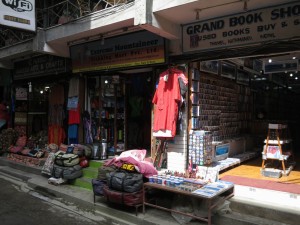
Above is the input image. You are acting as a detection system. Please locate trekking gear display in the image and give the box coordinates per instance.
[106,170,143,193]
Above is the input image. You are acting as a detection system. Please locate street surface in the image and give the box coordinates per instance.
[0,176,104,225]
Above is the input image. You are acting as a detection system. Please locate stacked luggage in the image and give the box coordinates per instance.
[51,151,83,180]
[92,164,144,209]
[42,144,93,185]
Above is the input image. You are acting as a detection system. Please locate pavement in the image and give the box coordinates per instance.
[1,156,300,225]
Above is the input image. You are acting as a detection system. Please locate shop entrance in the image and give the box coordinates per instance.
[123,71,153,150]
[192,50,300,190]
[88,69,155,155]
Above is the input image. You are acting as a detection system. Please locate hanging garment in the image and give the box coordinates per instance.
[82,111,93,144]
[49,84,65,105]
[152,68,182,137]
[49,104,65,126]
[68,124,78,144]
[68,77,80,97]
[48,125,66,146]
[68,105,80,125]
[67,96,79,110]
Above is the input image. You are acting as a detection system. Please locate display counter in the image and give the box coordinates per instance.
[143,181,234,225]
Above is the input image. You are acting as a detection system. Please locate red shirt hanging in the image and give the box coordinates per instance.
[152,68,182,138]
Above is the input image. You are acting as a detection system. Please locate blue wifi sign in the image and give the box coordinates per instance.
[2,0,33,12]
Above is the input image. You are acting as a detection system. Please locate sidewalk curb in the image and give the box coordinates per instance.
[0,159,165,225]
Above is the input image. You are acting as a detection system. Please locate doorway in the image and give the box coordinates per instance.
[124,71,153,151]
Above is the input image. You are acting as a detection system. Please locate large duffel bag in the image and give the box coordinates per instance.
[54,151,79,167]
[103,185,143,206]
[106,170,143,193]
[52,164,83,180]
[98,165,117,180]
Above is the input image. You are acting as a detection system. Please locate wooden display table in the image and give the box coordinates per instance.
[143,181,234,225]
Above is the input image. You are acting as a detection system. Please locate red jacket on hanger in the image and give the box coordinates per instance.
[152,68,182,137]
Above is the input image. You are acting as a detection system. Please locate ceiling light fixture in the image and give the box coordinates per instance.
[292,56,296,59]
[290,73,293,77]
[295,77,298,80]
[268,59,272,63]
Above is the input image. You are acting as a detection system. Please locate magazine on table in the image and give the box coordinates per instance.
[192,180,234,197]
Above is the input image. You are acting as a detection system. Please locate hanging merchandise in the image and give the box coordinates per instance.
[188,130,213,171]
[68,77,80,98]
[82,111,93,144]
[152,67,187,138]
[67,77,79,110]
[67,96,79,110]
[68,124,78,144]
[48,125,66,146]
[67,77,81,144]
[68,105,81,125]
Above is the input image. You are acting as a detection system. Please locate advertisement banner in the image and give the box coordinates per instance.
[0,0,36,31]
[182,1,300,53]
[14,55,69,80]
[70,31,166,73]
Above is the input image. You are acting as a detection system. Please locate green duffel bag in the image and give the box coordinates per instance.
[54,151,80,167]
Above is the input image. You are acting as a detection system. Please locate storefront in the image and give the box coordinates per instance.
[69,30,175,158]
[12,54,72,147]
[175,1,300,179]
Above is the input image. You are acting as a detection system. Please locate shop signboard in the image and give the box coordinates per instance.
[14,55,69,80]
[182,1,300,53]
[70,31,166,73]
[0,0,36,32]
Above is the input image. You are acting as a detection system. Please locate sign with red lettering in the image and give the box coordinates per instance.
[182,1,300,53]
[70,31,166,73]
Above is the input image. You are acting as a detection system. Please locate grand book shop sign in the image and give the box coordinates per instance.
[70,31,166,73]
[14,55,69,80]
[182,1,300,53]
